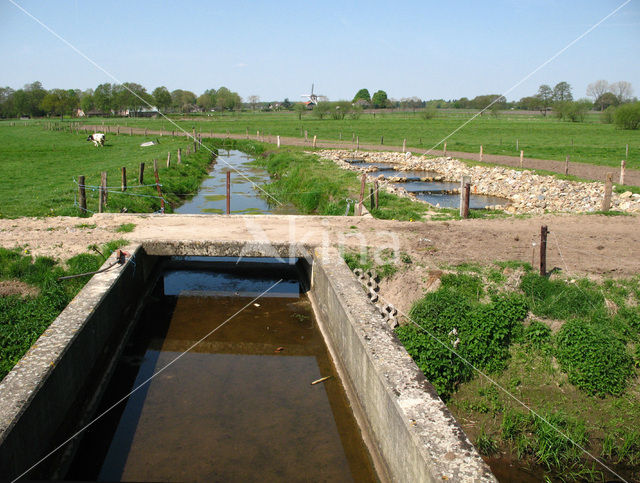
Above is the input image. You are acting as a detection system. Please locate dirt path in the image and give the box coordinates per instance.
[1,213,638,279]
[80,125,640,187]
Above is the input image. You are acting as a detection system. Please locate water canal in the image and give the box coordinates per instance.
[175,150,295,215]
[64,258,378,481]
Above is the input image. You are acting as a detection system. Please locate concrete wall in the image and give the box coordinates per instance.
[0,245,157,479]
[309,247,495,482]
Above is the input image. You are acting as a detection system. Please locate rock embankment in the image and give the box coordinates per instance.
[318,150,640,214]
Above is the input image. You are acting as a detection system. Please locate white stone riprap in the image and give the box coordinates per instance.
[317,150,640,215]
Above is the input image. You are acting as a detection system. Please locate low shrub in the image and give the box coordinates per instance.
[614,102,640,130]
[555,320,633,396]
[397,289,528,398]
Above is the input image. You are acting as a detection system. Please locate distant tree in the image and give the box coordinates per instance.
[330,101,351,120]
[282,98,292,110]
[610,81,633,104]
[349,103,363,120]
[40,89,79,120]
[518,96,543,111]
[215,86,241,111]
[93,83,113,113]
[116,82,153,114]
[79,89,94,113]
[171,89,197,112]
[452,97,471,109]
[353,88,371,103]
[535,84,553,115]
[555,99,592,122]
[371,90,388,108]
[594,92,619,111]
[152,86,172,112]
[470,94,506,111]
[197,89,217,111]
[313,101,331,119]
[293,102,306,120]
[586,80,609,109]
[248,95,260,111]
[614,102,640,130]
[0,87,16,118]
[552,81,573,103]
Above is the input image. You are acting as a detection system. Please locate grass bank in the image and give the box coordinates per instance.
[0,241,127,381]
[0,124,216,217]
[395,262,640,481]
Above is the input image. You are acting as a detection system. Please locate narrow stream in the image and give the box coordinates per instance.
[345,159,508,209]
[175,150,296,215]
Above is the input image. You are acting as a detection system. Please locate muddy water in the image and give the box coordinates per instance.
[175,150,296,215]
[65,260,378,482]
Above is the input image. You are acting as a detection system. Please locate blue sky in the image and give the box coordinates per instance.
[1,0,638,102]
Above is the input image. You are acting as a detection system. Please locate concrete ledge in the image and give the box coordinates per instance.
[0,245,156,478]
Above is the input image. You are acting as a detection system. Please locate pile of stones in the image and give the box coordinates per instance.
[317,150,640,215]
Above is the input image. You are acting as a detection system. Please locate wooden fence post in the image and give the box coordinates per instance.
[99,172,107,212]
[121,167,127,191]
[479,145,483,162]
[380,135,384,145]
[564,155,569,175]
[402,139,406,153]
[226,171,231,215]
[356,136,359,151]
[246,127,249,138]
[154,161,165,214]
[516,139,519,151]
[462,183,470,219]
[620,160,626,185]
[374,180,379,209]
[519,150,524,168]
[443,142,447,157]
[370,188,375,211]
[357,173,366,216]
[459,176,470,217]
[139,162,145,185]
[304,130,308,142]
[177,148,182,164]
[601,173,613,212]
[78,175,86,212]
[313,135,317,148]
[277,135,280,148]
[167,151,171,168]
[540,225,548,276]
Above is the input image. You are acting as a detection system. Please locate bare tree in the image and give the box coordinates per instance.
[610,81,633,103]
[586,80,609,102]
[248,95,260,111]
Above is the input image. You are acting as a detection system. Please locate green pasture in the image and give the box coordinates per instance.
[58,110,640,170]
[0,124,213,217]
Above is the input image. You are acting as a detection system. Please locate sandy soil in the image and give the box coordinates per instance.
[1,213,638,283]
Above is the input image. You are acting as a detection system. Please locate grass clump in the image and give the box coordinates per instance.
[115,223,136,233]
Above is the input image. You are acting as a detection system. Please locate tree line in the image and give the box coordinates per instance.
[0,81,242,119]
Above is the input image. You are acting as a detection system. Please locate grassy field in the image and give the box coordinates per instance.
[46,109,640,170]
[0,124,216,217]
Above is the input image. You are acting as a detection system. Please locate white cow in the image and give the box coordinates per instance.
[87,133,105,147]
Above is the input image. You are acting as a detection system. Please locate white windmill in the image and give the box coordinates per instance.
[301,83,326,107]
